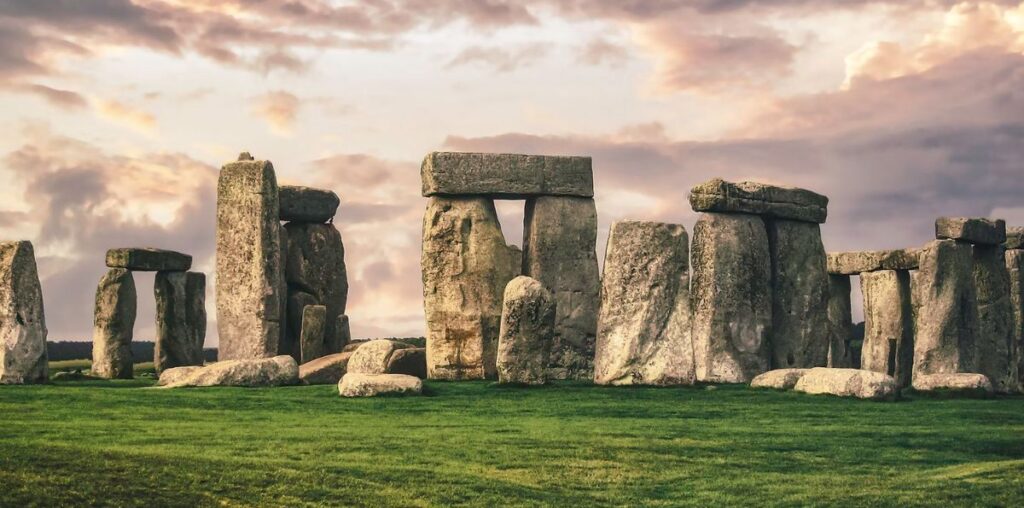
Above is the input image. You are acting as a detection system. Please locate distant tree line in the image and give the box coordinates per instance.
[47,341,218,362]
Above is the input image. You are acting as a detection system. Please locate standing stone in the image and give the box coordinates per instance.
[92,268,135,380]
[185,272,206,361]
[972,245,1016,392]
[154,271,203,373]
[216,157,282,360]
[860,270,914,388]
[422,197,517,380]
[508,245,523,277]
[287,290,318,361]
[300,305,327,364]
[0,241,48,384]
[1007,249,1024,391]
[278,227,290,358]
[496,276,556,385]
[336,314,351,351]
[767,220,830,370]
[913,240,979,379]
[284,222,348,354]
[826,275,853,368]
[594,221,695,386]
[691,213,772,383]
[523,196,600,380]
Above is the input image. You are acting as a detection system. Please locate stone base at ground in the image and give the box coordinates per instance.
[911,373,993,395]
[338,373,423,397]
[161,356,298,388]
[157,366,203,386]
[793,368,898,400]
[298,352,353,384]
[750,369,810,390]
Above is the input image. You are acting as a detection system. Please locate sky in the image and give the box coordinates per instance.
[1,0,1023,344]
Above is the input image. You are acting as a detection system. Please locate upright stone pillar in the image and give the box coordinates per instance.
[284,222,348,354]
[92,268,136,379]
[185,272,206,363]
[300,305,327,364]
[523,196,600,380]
[1007,244,1024,392]
[422,196,517,380]
[155,271,204,373]
[216,154,282,360]
[278,227,290,358]
[913,239,979,378]
[861,270,914,387]
[496,277,556,385]
[0,241,48,384]
[826,275,853,368]
[973,245,1016,392]
[767,220,829,369]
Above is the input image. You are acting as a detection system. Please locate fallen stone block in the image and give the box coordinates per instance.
[348,339,412,375]
[279,185,340,223]
[157,366,203,386]
[793,368,898,400]
[161,356,298,388]
[689,178,828,223]
[338,373,422,397]
[299,352,353,385]
[750,369,810,390]
[935,217,1006,245]
[92,268,136,380]
[105,247,192,272]
[911,373,993,395]
[496,276,555,385]
[386,348,427,378]
[421,151,593,198]
[0,241,48,384]
[826,249,920,275]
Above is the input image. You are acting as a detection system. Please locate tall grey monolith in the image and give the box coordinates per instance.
[0,241,48,384]
[767,219,830,369]
[496,276,556,385]
[1007,248,1024,391]
[861,270,914,387]
[92,268,136,379]
[973,245,1016,392]
[913,239,978,378]
[826,275,853,368]
[284,222,348,354]
[154,271,201,372]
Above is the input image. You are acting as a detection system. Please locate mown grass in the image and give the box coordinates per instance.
[0,379,1022,507]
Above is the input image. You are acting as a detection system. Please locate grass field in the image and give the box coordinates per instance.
[1,379,1022,507]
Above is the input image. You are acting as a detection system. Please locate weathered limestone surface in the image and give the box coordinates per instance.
[936,217,1006,245]
[106,247,192,272]
[422,197,517,380]
[1005,227,1024,250]
[157,366,202,386]
[387,348,427,378]
[913,240,979,378]
[496,276,556,385]
[278,227,290,358]
[0,241,48,384]
[299,352,353,385]
[216,158,282,360]
[508,245,523,278]
[691,213,772,383]
[299,305,326,364]
[750,369,809,390]
[523,196,600,379]
[285,222,348,354]
[338,373,422,397]
[287,290,317,359]
[336,314,351,350]
[594,221,695,386]
[348,339,412,375]
[1009,249,1024,391]
[793,368,898,400]
[912,373,993,394]
[768,220,830,370]
[826,249,920,275]
[421,152,594,198]
[860,270,914,388]
[162,356,298,388]
[185,272,207,359]
[689,178,828,224]
[972,245,1016,392]
[279,185,340,223]
[826,275,853,368]
[92,268,136,380]
[154,271,204,373]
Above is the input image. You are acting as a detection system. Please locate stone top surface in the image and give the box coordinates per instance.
[421,151,593,198]
[935,217,1006,245]
[826,249,920,275]
[279,185,340,223]
[106,248,192,272]
[1004,226,1023,250]
[688,178,828,223]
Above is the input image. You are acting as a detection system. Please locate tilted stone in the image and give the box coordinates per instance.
[0,241,48,384]
[338,373,422,397]
[793,368,897,400]
[92,268,136,380]
[285,222,349,354]
[523,196,600,380]
[422,197,517,380]
[912,240,979,379]
[1005,226,1024,250]
[1009,250,1024,392]
[750,369,809,390]
[826,275,853,368]
[768,219,830,370]
[286,290,317,360]
[154,271,204,373]
[691,213,772,383]
[348,339,412,375]
[689,178,828,224]
[161,356,298,388]
[105,247,192,272]
[972,245,1016,393]
[912,373,993,394]
[386,348,426,378]
[299,305,327,364]
[935,217,1006,245]
[299,352,353,385]
[279,185,340,223]
[496,276,556,385]
[216,158,282,360]
[860,270,914,388]
[594,221,695,386]
[421,151,594,198]
[826,249,920,275]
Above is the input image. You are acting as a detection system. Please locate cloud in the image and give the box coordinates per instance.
[446,43,550,72]
[5,83,88,109]
[251,91,301,135]
[578,36,630,66]
[95,99,158,133]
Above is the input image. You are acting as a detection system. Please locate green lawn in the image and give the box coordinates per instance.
[0,379,1022,507]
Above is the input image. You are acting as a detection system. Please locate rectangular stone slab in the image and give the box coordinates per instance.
[279,185,340,223]
[768,220,830,370]
[1005,226,1024,250]
[421,152,593,198]
[972,245,1016,393]
[826,249,920,275]
[1007,250,1024,391]
[689,178,828,224]
[92,268,136,379]
[826,275,853,368]
[860,270,914,388]
[935,217,1006,245]
[912,239,979,378]
[106,248,192,272]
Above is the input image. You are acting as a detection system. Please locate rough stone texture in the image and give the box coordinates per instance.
[154,271,204,373]
[750,369,809,390]
[972,245,1017,392]
[768,220,830,370]
[508,245,523,277]
[860,270,915,388]
[386,348,427,378]
[0,241,48,384]
[691,213,772,383]
[105,247,192,272]
[338,373,422,397]
[913,240,979,379]
[348,339,412,375]
[494,277,556,385]
[936,217,1006,245]
[793,368,898,400]
[826,249,920,275]
[826,275,853,368]
[421,151,594,198]
[287,290,317,360]
[299,305,327,364]
[284,222,348,354]
[689,178,828,224]
[523,196,600,380]
[157,366,202,386]
[912,373,993,394]
[216,158,282,360]
[422,197,517,380]
[1009,249,1024,392]
[336,314,351,351]
[278,227,290,358]
[594,221,695,386]
[162,356,298,388]
[279,185,340,223]
[299,352,353,385]
[91,268,136,380]
[1005,227,1024,250]
[185,272,207,358]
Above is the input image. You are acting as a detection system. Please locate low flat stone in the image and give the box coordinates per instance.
[386,348,427,378]
[299,352,353,385]
[106,248,192,271]
[826,249,920,275]
[935,217,1006,245]
[421,151,594,198]
[161,356,298,388]
[911,373,993,394]
[1005,226,1024,250]
[348,339,412,375]
[338,373,422,397]
[157,366,203,386]
[750,369,809,390]
[793,368,898,400]
[689,178,828,223]
[51,371,104,382]
[279,185,340,223]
